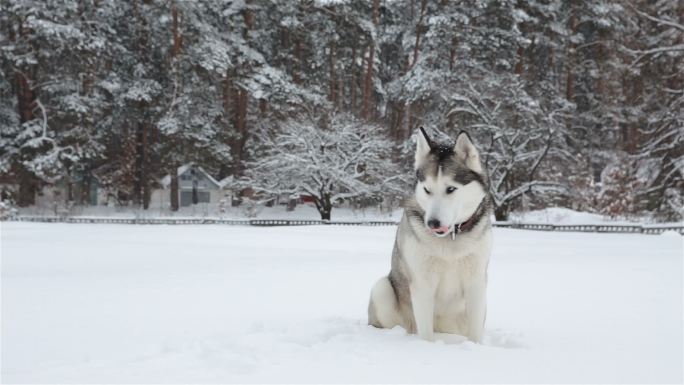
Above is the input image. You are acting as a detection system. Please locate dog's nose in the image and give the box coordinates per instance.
[427,219,441,229]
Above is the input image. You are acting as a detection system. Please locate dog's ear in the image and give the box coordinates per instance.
[415,127,432,169]
[454,131,482,173]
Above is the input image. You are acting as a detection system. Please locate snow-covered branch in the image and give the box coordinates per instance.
[629,5,684,33]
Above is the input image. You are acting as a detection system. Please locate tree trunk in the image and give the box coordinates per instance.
[293,38,302,84]
[220,75,233,180]
[319,206,332,221]
[131,0,151,210]
[411,0,428,68]
[514,46,524,75]
[242,4,254,37]
[16,73,35,123]
[170,167,179,211]
[362,0,380,120]
[143,179,151,209]
[232,87,249,175]
[228,5,254,176]
[362,42,374,120]
[14,17,39,207]
[314,194,333,221]
[400,0,427,137]
[318,198,332,220]
[15,17,36,124]
[15,70,38,207]
[169,3,182,107]
[405,101,411,139]
[565,6,578,102]
[494,203,509,221]
[134,119,150,209]
[329,40,337,106]
[81,169,93,205]
[350,45,357,112]
[372,0,379,23]
[449,36,457,71]
[171,5,182,57]
[16,166,37,207]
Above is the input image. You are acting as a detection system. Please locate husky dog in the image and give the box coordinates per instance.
[368,127,493,342]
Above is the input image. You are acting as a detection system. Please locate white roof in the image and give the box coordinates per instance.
[160,164,222,188]
[218,175,235,189]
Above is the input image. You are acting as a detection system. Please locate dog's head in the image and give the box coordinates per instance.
[414,128,488,237]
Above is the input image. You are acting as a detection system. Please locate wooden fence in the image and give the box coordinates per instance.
[5,216,683,235]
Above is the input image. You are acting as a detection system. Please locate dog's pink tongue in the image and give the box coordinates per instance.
[430,226,449,234]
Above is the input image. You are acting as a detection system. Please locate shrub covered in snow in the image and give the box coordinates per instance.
[245,114,406,220]
[0,199,17,220]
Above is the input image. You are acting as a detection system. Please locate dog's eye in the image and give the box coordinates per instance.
[423,187,431,195]
[446,186,457,194]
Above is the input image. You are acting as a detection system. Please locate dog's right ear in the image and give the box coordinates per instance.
[415,127,432,169]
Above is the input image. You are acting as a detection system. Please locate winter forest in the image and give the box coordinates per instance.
[0,0,682,221]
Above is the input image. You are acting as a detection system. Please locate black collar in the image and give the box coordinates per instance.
[451,198,487,239]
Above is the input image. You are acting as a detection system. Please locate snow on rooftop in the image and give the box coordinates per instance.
[159,163,222,189]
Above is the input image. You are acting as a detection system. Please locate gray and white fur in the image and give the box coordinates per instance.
[368,128,493,342]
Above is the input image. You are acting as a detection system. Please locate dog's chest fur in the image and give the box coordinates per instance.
[401,222,491,274]
[400,223,492,316]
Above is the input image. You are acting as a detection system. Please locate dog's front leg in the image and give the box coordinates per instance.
[464,282,487,343]
[410,280,437,341]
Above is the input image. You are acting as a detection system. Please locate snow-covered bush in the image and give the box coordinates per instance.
[0,199,17,220]
[241,197,263,219]
[245,114,406,220]
[597,160,643,219]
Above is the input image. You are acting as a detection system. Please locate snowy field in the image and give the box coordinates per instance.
[1,222,682,383]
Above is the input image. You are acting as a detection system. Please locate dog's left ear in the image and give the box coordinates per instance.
[454,131,483,173]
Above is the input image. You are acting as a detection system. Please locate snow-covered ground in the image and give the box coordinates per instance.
[1,223,682,383]
[507,207,680,225]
